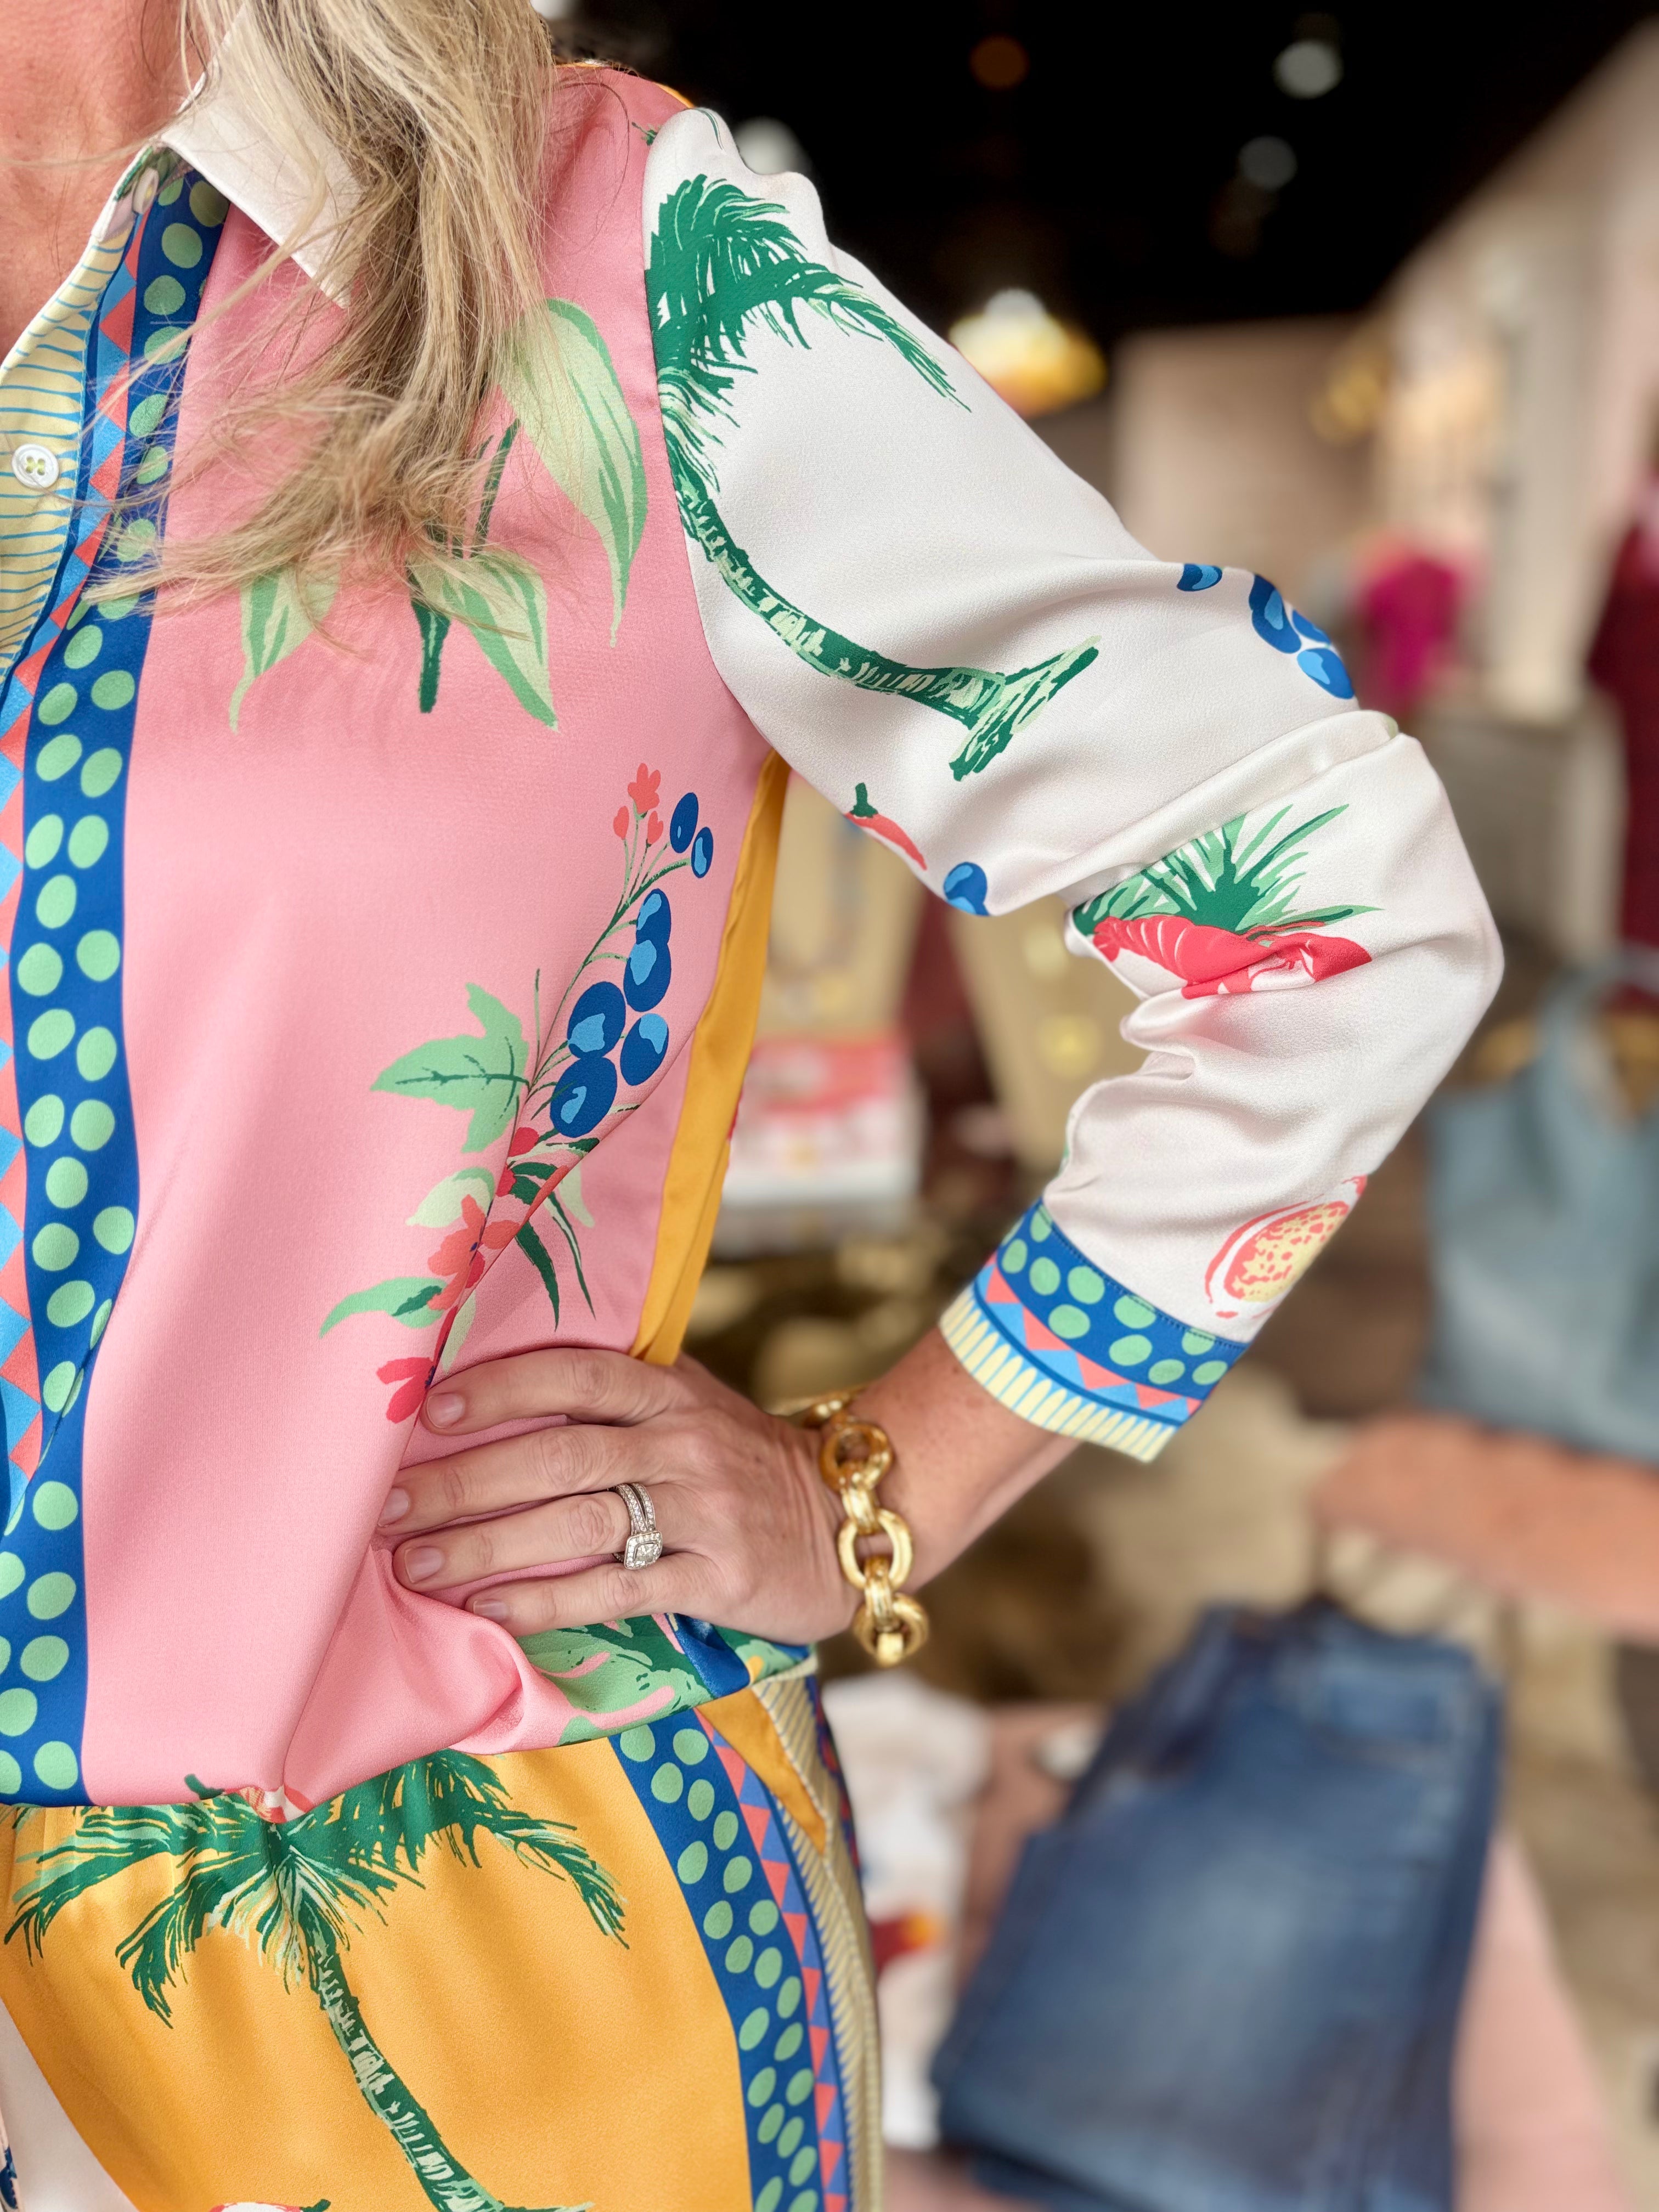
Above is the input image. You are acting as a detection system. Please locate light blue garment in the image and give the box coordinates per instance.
[933,1604,1500,2212]
[1419,951,1659,1461]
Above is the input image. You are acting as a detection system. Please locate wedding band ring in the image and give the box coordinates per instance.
[614,1481,662,1571]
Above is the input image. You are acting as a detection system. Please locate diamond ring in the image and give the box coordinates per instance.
[613,1481,663,1571]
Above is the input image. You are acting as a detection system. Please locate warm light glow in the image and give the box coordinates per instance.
[949,289,1107,419]
[733,116,809,177]
[1311,330,1391,443]
[1274,38,1342,98]
[970,34,1030,91]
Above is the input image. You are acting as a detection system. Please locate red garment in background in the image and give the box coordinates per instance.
[1357,552,1462,720]
[1588,500,1659,949]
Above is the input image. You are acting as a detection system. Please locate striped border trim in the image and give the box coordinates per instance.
[940,1288,1181,1462]
[755,1677,881,2212]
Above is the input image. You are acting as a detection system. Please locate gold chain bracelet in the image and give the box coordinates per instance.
[798,1395,928,1667]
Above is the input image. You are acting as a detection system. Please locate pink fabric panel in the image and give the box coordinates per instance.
[77,77,769,1804]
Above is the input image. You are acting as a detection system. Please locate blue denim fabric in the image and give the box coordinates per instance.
[932,1603,1502,2212]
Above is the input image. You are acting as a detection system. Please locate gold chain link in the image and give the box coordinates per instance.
[798,1394,929,1667]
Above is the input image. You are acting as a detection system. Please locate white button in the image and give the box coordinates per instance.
[131,167,159,216]
[11,444,60,492]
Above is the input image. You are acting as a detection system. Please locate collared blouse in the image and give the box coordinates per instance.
[0,68,1498,1811]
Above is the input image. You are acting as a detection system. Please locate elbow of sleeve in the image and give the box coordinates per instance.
[1442,879,1504,1049]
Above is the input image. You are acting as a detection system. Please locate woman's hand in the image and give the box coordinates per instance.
[379,1347,856,1645]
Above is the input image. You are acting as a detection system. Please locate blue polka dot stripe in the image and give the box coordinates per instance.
[940,1200,1246,1461]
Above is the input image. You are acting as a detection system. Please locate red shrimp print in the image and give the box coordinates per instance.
[1089,913,1372,998]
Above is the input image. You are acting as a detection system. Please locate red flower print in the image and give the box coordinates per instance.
[426,1195,515,1312]
[646,811,664,846]
[377,1356,432,1425]
[628,764,661,815]
[497,1121,543,1195]
[613,805,629,839]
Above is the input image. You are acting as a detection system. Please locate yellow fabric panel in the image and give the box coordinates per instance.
[632,749,789,1365]
[0,229,127,672]
[0,1742,750,2211]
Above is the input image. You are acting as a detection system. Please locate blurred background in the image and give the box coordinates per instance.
[571,4,1659,2203]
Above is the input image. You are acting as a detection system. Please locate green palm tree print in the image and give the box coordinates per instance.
[647,174,1099,780]
[5,1754,624,2211]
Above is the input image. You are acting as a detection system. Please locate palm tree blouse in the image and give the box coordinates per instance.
[0,68,1497,1812]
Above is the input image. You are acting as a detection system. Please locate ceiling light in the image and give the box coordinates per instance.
[733,117,809,177]
[1274,38,1342,98]
[970,35,1030,91]
[948,290,1107,420]
[1239,136,1297,190]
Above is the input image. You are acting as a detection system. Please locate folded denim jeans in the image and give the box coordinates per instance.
[933,1601,1502,2212]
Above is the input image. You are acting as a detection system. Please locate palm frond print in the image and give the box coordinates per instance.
[1080,804,1374,939]
[647,169,1099,780]
[650,176,957,499]
[5,1755,622,2209]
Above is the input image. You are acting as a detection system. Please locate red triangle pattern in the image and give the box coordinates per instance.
[98,285,135,358]
[819,2140,843,2186]
[814,2082,836,2131]
[1021,1311,1070,1356]
[982,1262,1017,1306]
[764,1858,789,1906]
[741,1801,770,1850]
[809,2024,828,2072]
[10,1420,38,1481]
[1076,1351,1128,1391]
[1,1293,38,1401]
[783,1910,808,1957]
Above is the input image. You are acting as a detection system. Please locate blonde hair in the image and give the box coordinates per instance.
[156,0,561,597]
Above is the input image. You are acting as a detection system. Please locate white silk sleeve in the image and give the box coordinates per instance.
[642,107,1500,1458]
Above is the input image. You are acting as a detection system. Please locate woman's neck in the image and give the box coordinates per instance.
[1,1,188,355]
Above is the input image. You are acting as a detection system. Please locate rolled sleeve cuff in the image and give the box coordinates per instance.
[939,1200,1248,1462]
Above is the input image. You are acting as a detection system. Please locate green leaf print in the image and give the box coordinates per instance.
[407,1169,499,1228]
[646,174,1099,777]
[408,551,557,729]
[514,1220,561,1326]
[501,298,648,644]
[517,1617,707,1734]
[1071,803,1375,939]
[371,985,528,1151]
[319,1277,443,1336]
[229,567,338,731]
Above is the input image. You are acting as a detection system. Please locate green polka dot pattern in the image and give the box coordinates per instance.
[614,1717,849,2210]
[940,1200,1247,1462]
[0,158,223,1802]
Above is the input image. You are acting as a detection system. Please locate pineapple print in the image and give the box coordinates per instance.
[1073,802,1375,998]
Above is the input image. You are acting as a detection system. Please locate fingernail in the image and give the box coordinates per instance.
[378,1488,410,1527]
[425,1393,465,1429]
[402,1546,444,1584]
[471,1598,510,1621]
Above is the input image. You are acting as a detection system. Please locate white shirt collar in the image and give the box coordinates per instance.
[157,44,357,301]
